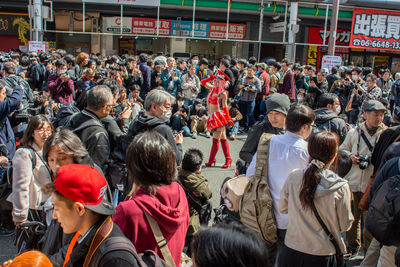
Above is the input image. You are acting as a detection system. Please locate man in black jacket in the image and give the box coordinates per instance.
[48,164,139,267]
[120,89,183,165]
[32,52,49,92]
[314,93,348,143]
[239,93,289,166]
[67,85,113,173]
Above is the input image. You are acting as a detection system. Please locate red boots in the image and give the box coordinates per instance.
[220,139,232,168]
[205,138,219,167]
[205,138,232,168]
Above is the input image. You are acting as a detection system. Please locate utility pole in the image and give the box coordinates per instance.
[328,0,340,55]
[33,0,43,41]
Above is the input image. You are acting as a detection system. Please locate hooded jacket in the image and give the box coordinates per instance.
[3,75,35,108]
[120,113,182,164]
[314,108,348,143]
[67,109,110,172]
[113,182,189,267]
[280,168,354,256]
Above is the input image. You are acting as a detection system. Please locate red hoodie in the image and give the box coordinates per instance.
[113,182,189,266]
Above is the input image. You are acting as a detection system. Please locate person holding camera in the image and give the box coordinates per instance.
[47,59,74,105]
[340,100,387,257]
[181,64,200,106]
[238,65,261,131]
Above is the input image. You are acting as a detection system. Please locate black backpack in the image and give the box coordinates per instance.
[0,147,36,201]
[366,173,400,246]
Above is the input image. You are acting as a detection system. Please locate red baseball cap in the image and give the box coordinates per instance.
[54,164,115,215]
[217,69,231,81]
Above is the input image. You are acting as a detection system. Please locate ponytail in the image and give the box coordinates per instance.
[299,164,322,210]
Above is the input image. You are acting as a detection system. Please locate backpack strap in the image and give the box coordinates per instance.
[143,210,176,267]
[254,133,275,182]
[90,236,142,267]
[83,217,114,267]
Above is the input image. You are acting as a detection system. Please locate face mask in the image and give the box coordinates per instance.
[297,97,303,102]
[160,109,172,122]
[335,105,341,115]
[192,60,199,66]
[352,75,358,82]
[227,105,231,110]
[177,101,184,106]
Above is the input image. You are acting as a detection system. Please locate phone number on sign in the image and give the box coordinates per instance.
[352,39,400,50]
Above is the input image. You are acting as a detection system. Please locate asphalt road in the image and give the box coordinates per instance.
[0,132,364,265]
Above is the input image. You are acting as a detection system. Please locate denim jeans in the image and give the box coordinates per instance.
[239,100,256,129]
[171,114,191,136]
[227,121,239,136]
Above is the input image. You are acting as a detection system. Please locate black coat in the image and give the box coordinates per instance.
[65,217,140,267]
[67,109,110,172]
[239,118,285,164]
[32,63,47,91]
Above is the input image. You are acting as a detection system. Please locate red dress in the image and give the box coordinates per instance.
[206,87,234,131]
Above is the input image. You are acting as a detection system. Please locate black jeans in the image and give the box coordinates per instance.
[266,229,287,267]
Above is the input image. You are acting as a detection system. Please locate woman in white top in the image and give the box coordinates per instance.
[279,131,354,267]
[8,115,53,226]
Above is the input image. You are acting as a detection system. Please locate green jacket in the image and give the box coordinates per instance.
[178,169,212,236]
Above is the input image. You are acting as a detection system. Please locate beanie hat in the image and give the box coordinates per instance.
[266,93,290,116]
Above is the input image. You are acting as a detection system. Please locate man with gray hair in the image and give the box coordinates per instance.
[67,85,114,172]
[120,89,183,164]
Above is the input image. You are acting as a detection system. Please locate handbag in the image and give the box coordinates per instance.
[311,202,346,267]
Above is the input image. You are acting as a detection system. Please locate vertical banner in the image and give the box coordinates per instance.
[350,8,400,51]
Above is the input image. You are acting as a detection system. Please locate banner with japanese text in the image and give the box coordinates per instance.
[208,23,246,40]
[131,18,171,36]
[350,8,400,51]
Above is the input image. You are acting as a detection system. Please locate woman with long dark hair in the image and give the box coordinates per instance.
[278,131,354,267]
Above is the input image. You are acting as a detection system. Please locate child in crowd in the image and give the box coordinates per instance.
[178,148,212,254]
[226,98,242,140]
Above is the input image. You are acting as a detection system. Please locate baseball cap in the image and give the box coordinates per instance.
[54,164,115,216]
[363,100,386,112]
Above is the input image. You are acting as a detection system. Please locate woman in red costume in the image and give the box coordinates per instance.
[201,70,234,168]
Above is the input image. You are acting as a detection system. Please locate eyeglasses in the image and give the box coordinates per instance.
[35,127,52,134]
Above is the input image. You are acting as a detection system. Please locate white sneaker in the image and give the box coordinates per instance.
[192,132,197,139]
[205,131,211,138]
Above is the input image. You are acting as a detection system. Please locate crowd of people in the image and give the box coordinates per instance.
[0,48,399,267]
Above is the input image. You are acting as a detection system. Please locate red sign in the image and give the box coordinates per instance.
[350,8,400,51]
[208,22,246,40]
[132,18,171,36]
[307,27,350,70]
[308,27,350,53]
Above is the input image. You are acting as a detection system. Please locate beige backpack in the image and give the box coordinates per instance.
[221,175,249,212]
[239,133,277,244]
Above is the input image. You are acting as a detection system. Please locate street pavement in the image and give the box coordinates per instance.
[0,131,364,265]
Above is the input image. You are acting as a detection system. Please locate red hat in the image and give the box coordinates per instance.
[54,164,115,215]
[216,69,231,81]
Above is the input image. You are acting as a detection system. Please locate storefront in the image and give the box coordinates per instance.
[306,27,350,70]
[0,12,30,52]
[102,16,246,59]
[349,8,400,74]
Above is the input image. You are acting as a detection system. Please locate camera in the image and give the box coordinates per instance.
[358,155,370,170]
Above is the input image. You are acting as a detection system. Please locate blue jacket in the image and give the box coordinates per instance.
[0,86,23,160]
[161,68,181,96]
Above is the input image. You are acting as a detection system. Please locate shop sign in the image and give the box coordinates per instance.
[171,20,209,38]
[308,27,350,53]
[306,45,318,66]
[321,55,342,72]
[132,18,171,36]
[208,22,246,40]
[103,17,132,33]
[29,41,46,53]
[350,8,400,51]
[0,13,30,45]
[83,0,160,7]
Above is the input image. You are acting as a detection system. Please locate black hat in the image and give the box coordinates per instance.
[363,100,386,112]
[266,93,290,116]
